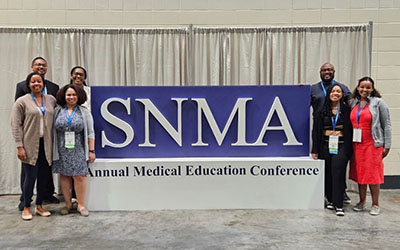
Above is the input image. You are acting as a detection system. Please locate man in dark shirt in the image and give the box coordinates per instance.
[311,62,352,116]
[15,57,59,100]
[15,57,60,211]
[310,62,352,205]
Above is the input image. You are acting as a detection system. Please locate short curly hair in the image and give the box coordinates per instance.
[56,84,87,106]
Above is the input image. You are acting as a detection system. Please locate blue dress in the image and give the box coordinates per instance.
[52,107,88,176]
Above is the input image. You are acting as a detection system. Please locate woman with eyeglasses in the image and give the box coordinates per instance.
[67,66,91,209]
[70,66,91,110]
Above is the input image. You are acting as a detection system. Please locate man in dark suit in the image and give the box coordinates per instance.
[15,57,60,211]
[15,57,59,99]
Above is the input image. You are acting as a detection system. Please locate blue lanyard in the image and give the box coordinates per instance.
[320,80,336,96]
[30,93,45,116]
[331,103,340,131]
[65,106,78,127]
[42,86,47,95]
[356,100,368,125]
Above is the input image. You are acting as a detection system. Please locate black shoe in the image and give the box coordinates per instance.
[43,195,60,204]
[343,192,351,205]
[325,202,334,210]
[335,207,345,216]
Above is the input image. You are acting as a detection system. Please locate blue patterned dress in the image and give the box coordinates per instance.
[52,107,88,176]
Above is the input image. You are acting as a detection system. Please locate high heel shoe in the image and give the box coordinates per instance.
[35,207,51,217]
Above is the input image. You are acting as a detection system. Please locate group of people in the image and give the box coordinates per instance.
[10,58,391,220]
[311,62,391,216]
[11,57,95,220]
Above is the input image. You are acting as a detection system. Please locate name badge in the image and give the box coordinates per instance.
[353,128,362,142]
[65,131,75,149]
[329,135,339,155]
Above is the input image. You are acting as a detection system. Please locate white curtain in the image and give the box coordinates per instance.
[192,25,370,86]
[0,24,370,194]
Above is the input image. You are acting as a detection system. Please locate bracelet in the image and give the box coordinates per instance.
[89,150,95,153]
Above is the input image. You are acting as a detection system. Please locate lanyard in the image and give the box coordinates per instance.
[356,100,368,125]
[320,80,336,96]
[331,103,340,131]
[65,106,78,127]
[42,85,47,95]
[30,93,45,116]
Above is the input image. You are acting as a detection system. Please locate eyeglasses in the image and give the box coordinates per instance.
[33,63,47,67]
[72,72,85,77]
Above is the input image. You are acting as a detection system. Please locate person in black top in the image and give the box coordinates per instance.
[15,57,60,211]
[310,62,352,116]
[310,62,352,205]
[15,57,59,100]
[311,84,353,216]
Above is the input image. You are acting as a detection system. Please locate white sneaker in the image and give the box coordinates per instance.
[335,207,345,216]
[326,202,334,210]
[343,192,351,205]
[369,205,380,216]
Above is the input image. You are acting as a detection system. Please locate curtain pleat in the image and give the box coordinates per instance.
[0,24,370,194]
[192,25,370,86]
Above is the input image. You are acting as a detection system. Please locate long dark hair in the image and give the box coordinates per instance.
[351,76,381,99]
[321,83,349,117]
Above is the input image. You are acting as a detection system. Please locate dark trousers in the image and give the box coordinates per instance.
[321,143,349,208]
[21,138,51,207]
[20,142,55,203]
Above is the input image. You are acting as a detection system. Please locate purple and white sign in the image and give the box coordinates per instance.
[91,85,310,158]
